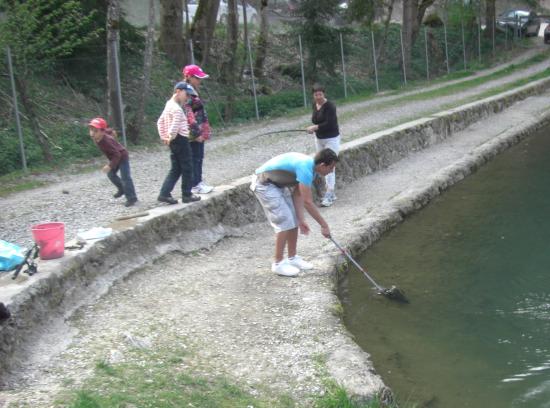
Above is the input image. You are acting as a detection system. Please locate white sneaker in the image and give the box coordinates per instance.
[321,194,334,207]
[287,255,314,270]
[192,182,214,194]
[272,261,300,277]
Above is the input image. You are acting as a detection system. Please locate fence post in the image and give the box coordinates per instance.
[424,27,429,80]
[298,34,307,108]
[478,17,482,63]
[6,46,27,172]
[461,19,467,70]
[339,32,348,98]
[400,29,407,85]
[492,15,497,58]
[371,31,379,93]
[444,22,450,74]
[505,23,508,49]
[246,36,260,120]
[113,41,127,147]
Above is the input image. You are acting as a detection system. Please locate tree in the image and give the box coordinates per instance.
[107,0,124,135]
[221,0,239,119]
[485,0,495,39]
[348,0,395,63]
[191,0,221,66]
[402,0,436,74]
[159,0,185,67]
[127,0,155,143]
[297,0,342,83]
[254,0,269,80]
[0,0,99,162]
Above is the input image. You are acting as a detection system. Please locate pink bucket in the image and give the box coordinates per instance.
[31,222,65,260]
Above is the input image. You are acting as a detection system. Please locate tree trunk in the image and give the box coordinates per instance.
[254,0,269,80]
[376,0,395,64]
[485,0,495,39]
[128,0,155,144]
[14,75,53,162]
[159,0,185,67]
[107,0,123,133]
[221,0,239,120]
[240,0,250,78]
[191,0,220,66]
[402,0,435,75]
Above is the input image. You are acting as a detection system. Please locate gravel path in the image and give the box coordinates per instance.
[1,47,549,249]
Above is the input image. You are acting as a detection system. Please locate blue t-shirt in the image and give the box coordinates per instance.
[255,152,315,187]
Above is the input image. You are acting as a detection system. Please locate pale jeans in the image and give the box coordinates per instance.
[314,135,340,193]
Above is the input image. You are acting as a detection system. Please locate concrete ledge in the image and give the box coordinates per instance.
[1,77,550,390]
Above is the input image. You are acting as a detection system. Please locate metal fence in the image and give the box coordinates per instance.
[1,17,536,174]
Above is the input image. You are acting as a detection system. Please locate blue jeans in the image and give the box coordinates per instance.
[160,135,194,197]
[190,140,204,187]
[107,157,137,201]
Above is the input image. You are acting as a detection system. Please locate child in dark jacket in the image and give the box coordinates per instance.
[88,117,138,207]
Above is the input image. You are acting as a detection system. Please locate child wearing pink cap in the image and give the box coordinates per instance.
[183,64,214,195]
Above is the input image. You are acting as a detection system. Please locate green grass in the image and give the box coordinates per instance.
[57,346,291,408]
[56,343,409,408]
[337,52,550,125]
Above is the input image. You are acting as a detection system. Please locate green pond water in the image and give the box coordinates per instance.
[341,126,550,408]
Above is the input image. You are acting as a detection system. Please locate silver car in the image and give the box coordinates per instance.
[496,9,540,37]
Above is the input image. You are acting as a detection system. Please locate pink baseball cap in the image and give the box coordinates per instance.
[88,117,108,129]
[183,64,209,79]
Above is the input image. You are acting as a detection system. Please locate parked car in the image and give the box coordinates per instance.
[496,9,540,37]
[184,0,259,26]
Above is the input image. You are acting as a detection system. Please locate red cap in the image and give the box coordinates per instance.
[88,117,107,129]
[183,64,209,79]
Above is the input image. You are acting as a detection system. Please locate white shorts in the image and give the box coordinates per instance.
[251,175,297,233]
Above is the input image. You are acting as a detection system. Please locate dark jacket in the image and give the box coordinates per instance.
[312,100,339,139]
[96,132,129,169]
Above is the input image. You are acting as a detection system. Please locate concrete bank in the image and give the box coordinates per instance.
[1,80,550,400]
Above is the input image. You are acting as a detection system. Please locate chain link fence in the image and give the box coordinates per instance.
[0,16,538,175]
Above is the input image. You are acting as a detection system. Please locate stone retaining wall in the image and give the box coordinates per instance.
[2,76,550,388]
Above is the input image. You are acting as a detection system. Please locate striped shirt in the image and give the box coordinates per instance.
[157,98,189,142]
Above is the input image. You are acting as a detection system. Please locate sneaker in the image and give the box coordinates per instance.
[272,261,299,277]
[158,195,178,205]
[321,194,334,207]
[192,182,214,194]
[287,255,314,270]
[181,194,201,203]
[124,198,138,207]
[113,190,124,199]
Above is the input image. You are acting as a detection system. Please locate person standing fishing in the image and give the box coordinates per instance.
[157,82,201,205]
[306,84,341,207]
[251,148,338,277]
[182,64,214,195]
[88,117,138,207]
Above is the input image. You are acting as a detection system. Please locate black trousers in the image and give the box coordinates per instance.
[159,135,194,197]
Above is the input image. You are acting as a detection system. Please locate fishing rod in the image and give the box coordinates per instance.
[255,129,309,138]
[330,236,409,303]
